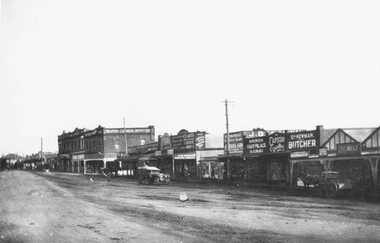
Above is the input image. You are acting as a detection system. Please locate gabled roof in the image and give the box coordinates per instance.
[320,129,338,145]
[343,128,376,143]
[320,127,377,146]
[362,126,380,144]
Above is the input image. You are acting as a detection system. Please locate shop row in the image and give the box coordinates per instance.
[20,124,380,193]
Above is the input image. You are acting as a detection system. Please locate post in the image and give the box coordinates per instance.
[84,160,87,174]
[225,99,231,180]
[172,156,175,180]
[124,117,128,155]
[41,137,45,164]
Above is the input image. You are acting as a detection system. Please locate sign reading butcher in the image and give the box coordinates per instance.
[268,132,286,153]
[286,130,318,152]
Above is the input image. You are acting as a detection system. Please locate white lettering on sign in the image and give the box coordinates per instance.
[268,136,285,146]
[106,128,151,134]
[288,140,316,150]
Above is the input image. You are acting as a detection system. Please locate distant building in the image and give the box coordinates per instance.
[57,125,155,173]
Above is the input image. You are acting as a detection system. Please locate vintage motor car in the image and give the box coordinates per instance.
[136,165,171,185]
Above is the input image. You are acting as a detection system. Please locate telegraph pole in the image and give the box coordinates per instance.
[123,117,128,155]
[41,137,45,165]
[224,99,233,180]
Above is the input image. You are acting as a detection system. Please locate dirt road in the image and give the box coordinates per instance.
[1,170,380,242]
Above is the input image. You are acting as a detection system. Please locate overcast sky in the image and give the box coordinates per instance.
[1,0,380,155]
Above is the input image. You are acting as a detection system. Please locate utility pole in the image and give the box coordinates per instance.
[123,117,128,155]
[224,99,233,180]
[41,137,45,165]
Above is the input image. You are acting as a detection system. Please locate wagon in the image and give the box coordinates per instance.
[136,165,171,185]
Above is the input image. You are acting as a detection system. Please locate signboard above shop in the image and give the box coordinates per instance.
[159,133,172,151]
[286,130,319,153]
[224,131,248,155]
[337,143,361,156]
[268,132,286,153]
[128,142,159,155]
[171,130,206,152]
[244,136,267,154]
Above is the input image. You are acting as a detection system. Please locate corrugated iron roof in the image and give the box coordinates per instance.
[343,128,376,142]
[320,127,377,145]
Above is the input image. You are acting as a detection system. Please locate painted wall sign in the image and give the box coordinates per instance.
[174,153,196,160]
[286,130,318,152]
[244,136,267,154]
[224,132,245,154]
[290,151,310,158]
[268,132,286,153]
[128,142,159,155]
[105,128,152,134]
[337,143,361,156]
[171,130,206,152]
[319,148,328,157]
[159,133,172,151]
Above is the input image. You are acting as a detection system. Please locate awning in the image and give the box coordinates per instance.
[198,156,221,162]
[117,153,157,162]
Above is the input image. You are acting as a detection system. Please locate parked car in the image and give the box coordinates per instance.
[136,165,171,185]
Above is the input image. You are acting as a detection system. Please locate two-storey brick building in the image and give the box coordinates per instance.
[58,125,155,173]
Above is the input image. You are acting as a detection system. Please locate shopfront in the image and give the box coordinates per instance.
[287,129,321,184]
[266,132,289,183]
[244,135,268,182]
[170,129,206,180]
[223,131,251,180]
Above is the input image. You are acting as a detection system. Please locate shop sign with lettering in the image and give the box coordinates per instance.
[174,153,196,160]
[128,142,159,155]
[105,128,151,134]
[72,154,85,160]
[286,130,318,152]
[319,147,328,157]
[224,132,244,154]
[244,136,267,154]
[268,132,286,153]
[290,151,310,158]
[159,133,172,151]
[171,130,205,152]
[337,143,361,156]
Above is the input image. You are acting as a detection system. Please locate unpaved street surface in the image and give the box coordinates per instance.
[1,171,380,242]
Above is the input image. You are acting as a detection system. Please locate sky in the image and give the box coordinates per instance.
[1,0,380,155]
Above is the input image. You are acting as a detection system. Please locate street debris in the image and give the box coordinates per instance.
[179,192,189,202]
